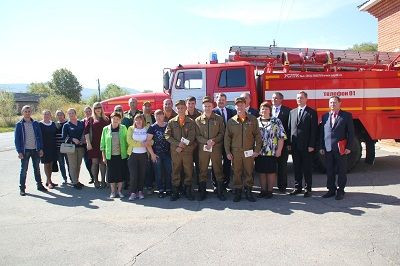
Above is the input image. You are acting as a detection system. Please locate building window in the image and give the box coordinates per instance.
[219,68,246,88]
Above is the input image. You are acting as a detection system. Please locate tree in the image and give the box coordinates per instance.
[87,94,100,107]
[101,83,128,100]
[0,91,16,126]
[27,82,52,95]
[349,42,378,52]
[38,94,69,114]
[49,68,82,103]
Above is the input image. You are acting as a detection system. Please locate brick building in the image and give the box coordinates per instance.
[359,0,400,52]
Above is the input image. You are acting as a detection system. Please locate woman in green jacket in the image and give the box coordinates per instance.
[100,112,128,198]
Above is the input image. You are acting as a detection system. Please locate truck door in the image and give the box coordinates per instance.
[171,69,206,110]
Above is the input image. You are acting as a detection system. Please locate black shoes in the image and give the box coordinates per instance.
[185,185,195,201]
[157,191,165,198]
[258,191,273,198]
[290,189,303,195]
[245,188,256,202]
[257,191,267,198]
[170,187,179,201]
[20,189,26,196]
[37,185,47,192]
[216,182,226,201]
[233,189,242,202]
[322,190,336,198]
[303,190,312,198]
[73,183,83,190]
[265,191,273,199]
[335,190,345,200]
[197,182,207,201]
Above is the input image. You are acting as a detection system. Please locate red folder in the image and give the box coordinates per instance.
[338,139,347,155]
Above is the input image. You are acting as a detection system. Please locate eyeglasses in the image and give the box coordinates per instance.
[115,109,122,112]
[94,107,102,109]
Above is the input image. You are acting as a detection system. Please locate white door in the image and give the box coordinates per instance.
[171,69,206,110]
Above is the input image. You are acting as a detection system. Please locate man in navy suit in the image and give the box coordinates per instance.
[240,92,259,117]
[212,93,236,190]
[271,92,291,193]
[320,96,355,200]
[288,91,318,197]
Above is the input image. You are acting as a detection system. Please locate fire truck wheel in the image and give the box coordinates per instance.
[314,135,362,173]
[347,136,362,171]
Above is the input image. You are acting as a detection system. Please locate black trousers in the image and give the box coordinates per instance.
[128,153,147,193]
[276,145,289,190]
[211,149,231,188]
[292,148,313,190]
[325,151,347,191]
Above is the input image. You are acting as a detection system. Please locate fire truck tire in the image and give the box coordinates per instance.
[364,139,375,165]
[314,135,362,173]
[347,136,362,171]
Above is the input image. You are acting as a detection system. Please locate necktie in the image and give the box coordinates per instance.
[331,112,337,127]
[297,108,303,123]
[275,107,279,117]
[221,108,226,122]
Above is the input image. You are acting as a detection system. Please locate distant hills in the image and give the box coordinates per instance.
[0,84,140,99]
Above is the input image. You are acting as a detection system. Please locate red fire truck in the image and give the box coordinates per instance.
[101,46,400,171]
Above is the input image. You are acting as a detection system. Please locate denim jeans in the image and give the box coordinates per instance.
[83,148,94,180]
[19,149,43,190]
[153,152,172,192]
[57,152,69,180]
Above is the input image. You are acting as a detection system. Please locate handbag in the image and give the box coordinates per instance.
[60,139,75,154]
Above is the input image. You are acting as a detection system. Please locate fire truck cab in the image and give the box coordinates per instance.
[164,61,259,110]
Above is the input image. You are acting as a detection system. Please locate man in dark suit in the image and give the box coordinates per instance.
[212,93,236,190]
[320,96,355,200]
[288,91,318,197]
[241,92,259,117]
[271,92,291,193]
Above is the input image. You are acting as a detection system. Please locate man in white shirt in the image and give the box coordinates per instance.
[271,92,291,193]
[212,93,236,190]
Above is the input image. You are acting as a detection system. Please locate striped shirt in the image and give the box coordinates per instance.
[24,121,37,150]
[55,121,67,149]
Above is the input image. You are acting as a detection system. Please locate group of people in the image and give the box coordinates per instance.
[15,90,354,202]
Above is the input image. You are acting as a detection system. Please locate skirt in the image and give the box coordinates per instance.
[106,155,125,183]
[41,147,57,164]
[255,155,277,174]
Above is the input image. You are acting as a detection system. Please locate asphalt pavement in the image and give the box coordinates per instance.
[0,133,399,265]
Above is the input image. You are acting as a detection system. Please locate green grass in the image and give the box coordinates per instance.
[0,127,14,133]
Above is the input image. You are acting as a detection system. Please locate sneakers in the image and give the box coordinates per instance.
[110,192,116,199]
[129,193,137,201]
[118,192,125,198]
[138,191,144,199]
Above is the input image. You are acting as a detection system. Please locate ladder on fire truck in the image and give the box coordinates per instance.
[229,45,400,72]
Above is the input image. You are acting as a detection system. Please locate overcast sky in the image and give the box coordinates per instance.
[0,0,377,91]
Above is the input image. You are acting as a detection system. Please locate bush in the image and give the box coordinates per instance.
[38,94,86,120]
[0,91,17,127]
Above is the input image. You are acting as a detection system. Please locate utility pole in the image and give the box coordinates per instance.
[97,79,101,101]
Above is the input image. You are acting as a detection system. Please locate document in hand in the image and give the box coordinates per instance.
[338,139,347,155]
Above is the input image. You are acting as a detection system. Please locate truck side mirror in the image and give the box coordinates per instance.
[163,71,170,94]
